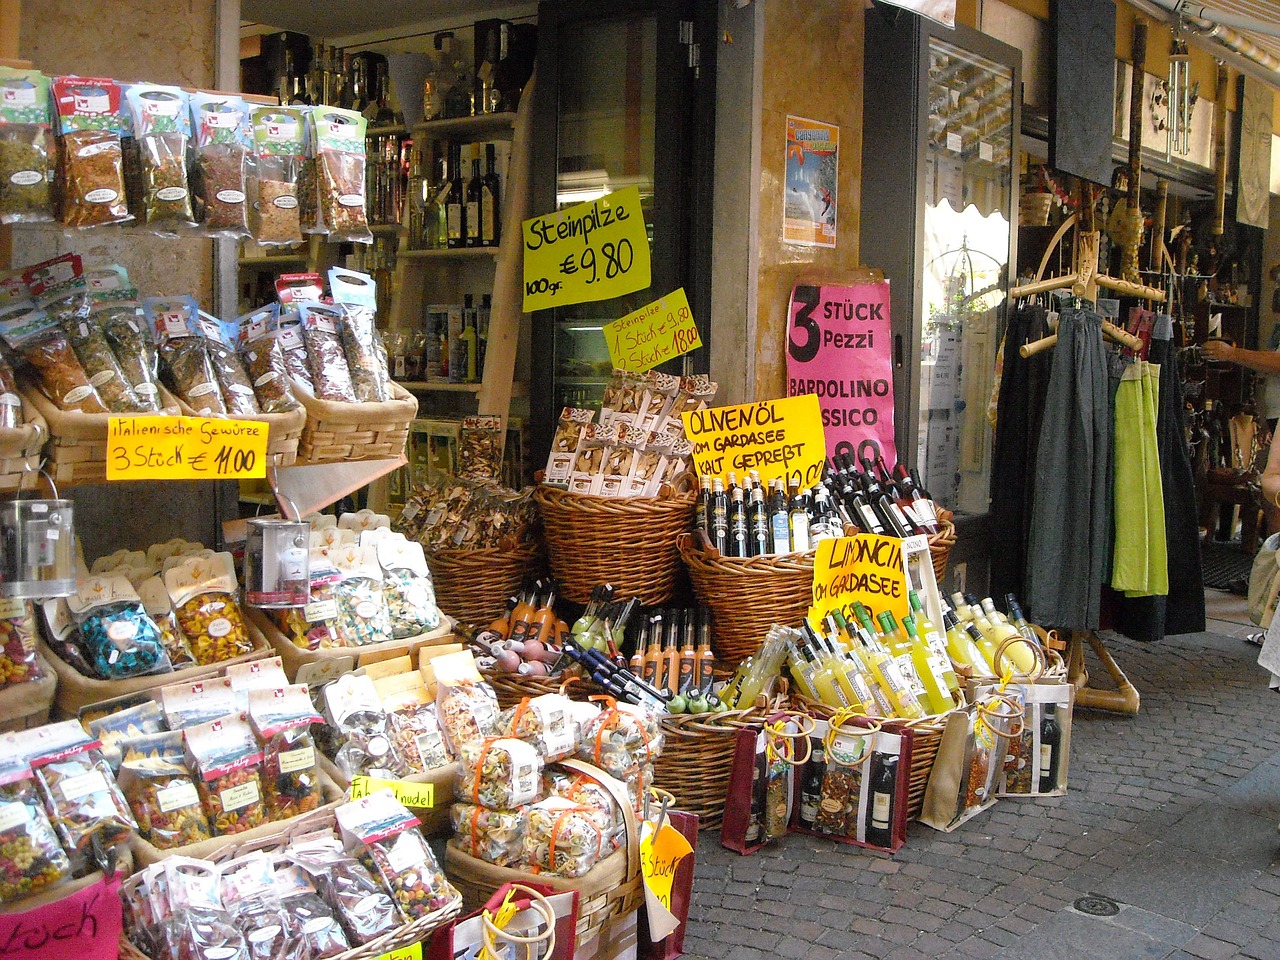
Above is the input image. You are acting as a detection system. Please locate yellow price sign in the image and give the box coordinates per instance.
[681,394,826,490]
[640,823,693,912]
[522,186,652,311]
[603,288,702,373]
[348,776,436,809]
[106,416,268,482]
[809,534,910,630]
[373,945,421,960]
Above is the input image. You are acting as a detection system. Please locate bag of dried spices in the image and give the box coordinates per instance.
[164,551,254,665]
[306,107,373,243]
[0,66,53,225]
[336,789,458,920]
[197,311,261,417]
[145,295,228,416]
[189,91,251,238]
[0,300,108,413]
[329,267,390,401]
[0,748,71,903]
[249,107,306,247]
[51,76,132,228]
[236,304,301,414]
[67,573,170,680]
[125,84,196,232]
[24,719,136,852]
[45,289,149,413]
[298,300,357,402]
[247,684,325,822]
[185,712,268,836]
[95,302,162,412]
[118,730,212,850]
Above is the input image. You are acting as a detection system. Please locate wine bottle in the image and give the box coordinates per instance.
[798,740,827,830]
[465,144,484,247]
[748,482,770,556]
[864,753,897,847]
[889,459,939,535]
[446,142,465,248]
[729,484,749,558]
[788,480,811,552]
[1039,703,1062,792]
[769,479,791,554]
[860,458,912,537]
[423,142,449,249]
[809,486,839,543]
[695,473,712,538]
[710,478,729,554]
[481,141,500,246]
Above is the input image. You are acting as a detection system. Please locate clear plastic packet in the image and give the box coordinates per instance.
[160,676,236,730]
[44,289,147,412]
[118,730,212,850]
[269,547,341,651]
[0,349,23,430]
[198,312,260,417]
[298,301,357,402]
[369,534,439,639]
[51,77,132,228]
[248,684,325,822]
[270,858,350,960]
[290,833,401,945]
[0,301,107,413]
[147,296,227,416]
[250,108,307,246]
[0,752,71,903]
[329,544,393,647]
[524,796,603,878]
[457,737,544,810]
[577,701,663,782]
[329,268,388,401]
[459,415,504,484]
[323,674,408,780]
[305,108,372,242]
[450,802,527,866]
[96,301,163,412]
[388,703,450,774]
[435,676,500,757]
[86,699,165,770]
[138,574,197,668]
[495,694,579,763]
[26,719,136,851]
[0,597,40,689]
[165,552,254,665]
[337,789,458,919]
[0,67,54,225]
[67,574,170,680]
[40,597,94,676]
[185,713,267,836]
[164,858,244,960]
[189,92,251,238]
[275,307,313,390]
[544,766,625,849]
[126,85,196,230]
[237,305,300,414]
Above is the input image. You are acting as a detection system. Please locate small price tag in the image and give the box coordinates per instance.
[604,288,702,373]
[348,775,435,809]
[979,140,994,162]
[946,132,963,154]
[107,416,268,481]
[373,945,422,960]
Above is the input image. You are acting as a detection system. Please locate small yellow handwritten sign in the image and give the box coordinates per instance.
[809,534,909,630]
[107,416,268,481]
[604,288,702,373]
[681,394,826,490]
[640,822,693,912]
[373,944,421,960]
[348,776,436,808]
[522,186,652,311]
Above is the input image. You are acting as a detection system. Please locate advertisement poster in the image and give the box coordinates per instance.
[786,280,897,466]
[784,115,838,248]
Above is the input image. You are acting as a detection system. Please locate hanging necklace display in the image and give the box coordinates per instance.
[0,467,76,599]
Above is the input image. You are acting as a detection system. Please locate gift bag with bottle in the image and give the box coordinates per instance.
[919,693,1022,832]
[791,713,913,853]
[719,712,810,856]
[979,680,1072,798]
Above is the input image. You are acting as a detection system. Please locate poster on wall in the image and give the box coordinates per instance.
[784,115,838,248]
[786,280,897,467]
[1237,75,1273,230]
[875,0,955,28]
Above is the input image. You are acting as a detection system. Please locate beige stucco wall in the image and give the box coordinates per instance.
[14,0,218,307]
[752,0,864,400]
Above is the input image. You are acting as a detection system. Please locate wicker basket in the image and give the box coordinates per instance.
[791,695,948,820]
[291,377,418,464]
[0,397,48,493]
[427,541,542,627]
[445,759,642,947]
[22,385,182,487]
[678,533,813,664]
[38,615,272,718]
[928,518,957,584]
[653,709,763,831]
[0,653,56,732]
[248,606,458,683]
[173,396,306,467]
[535,485,696,605]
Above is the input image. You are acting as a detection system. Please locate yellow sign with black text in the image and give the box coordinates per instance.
[640,822,694,912]
[522,186,652,311]
[604,288,702,373]
[348,775,436,809]
[373,944,421,960]
[681,394,826,490]
[107,417,268,481]
[809,534,910,630]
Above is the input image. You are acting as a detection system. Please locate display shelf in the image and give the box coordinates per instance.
[367,123,408,136]
[239,254,308,268]
[397,380,484,393]
[370,223,402,235]
[413,112,517,138]
[398,246,499,260]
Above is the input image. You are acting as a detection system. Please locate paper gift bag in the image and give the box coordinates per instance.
[919,695,1021,832]
[719,713,807,855]
[639,809,698,960]
[427,882,579,960]
[790,715,914,853]
[990,681,1073,797]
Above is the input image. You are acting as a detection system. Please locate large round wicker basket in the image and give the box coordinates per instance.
[426,541,542,627]
[534,485,696,605]
[928,518,957,583]
[653,709,764,831]
[677,533,814,664]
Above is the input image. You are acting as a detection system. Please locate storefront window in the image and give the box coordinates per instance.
[917,40,1014,515]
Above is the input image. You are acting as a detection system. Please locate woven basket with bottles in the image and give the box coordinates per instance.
[927,511,957,583]
[534,484,697,605]
[677,533,814,664]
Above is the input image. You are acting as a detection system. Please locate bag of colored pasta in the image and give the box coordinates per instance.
[184,712,268,836]
[0,749,71,903]
[117,730,212,850]
[26,719,136,852]
[67,573,170,680]
[248,684,325,821]
[164,551,254,665]
[457,737,543,811]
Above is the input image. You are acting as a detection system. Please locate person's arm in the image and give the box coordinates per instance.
[1202,340,1280,375]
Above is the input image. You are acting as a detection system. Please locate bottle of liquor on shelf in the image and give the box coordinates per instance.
[769,478,791,554]
[809,486,839,543]
[695,473,712,537]
[460,295,478,382]
[446,143,465,248]
[859,457,912,537]
[797,739,826,830]
[788,480,811,553]
[748,473,770,557]
[482,141,501,246]
[465,144,484,247]
[420,143,448,249]
[728,483,749,559]
[1039,703,1062,792]
[710,478,729,555]
[477,293,491,376]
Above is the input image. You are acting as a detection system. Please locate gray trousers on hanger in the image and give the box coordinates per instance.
[1026,305,1112,630]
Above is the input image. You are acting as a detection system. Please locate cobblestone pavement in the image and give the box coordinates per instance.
[683,610,1280,960]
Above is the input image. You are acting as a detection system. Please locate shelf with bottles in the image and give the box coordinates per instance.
[413,111,517,139]
[398,247,498,260]
[403,136,508,255]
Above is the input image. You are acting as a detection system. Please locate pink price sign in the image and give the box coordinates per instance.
[786,280,897,466]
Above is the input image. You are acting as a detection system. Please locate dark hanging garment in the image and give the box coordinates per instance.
[1112,315,1206,639]
[989,302,1054,604]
